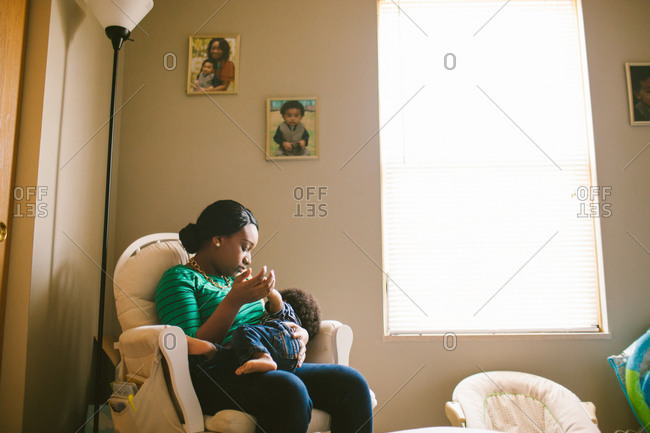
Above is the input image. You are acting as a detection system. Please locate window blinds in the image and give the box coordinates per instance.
[379,0,604,334]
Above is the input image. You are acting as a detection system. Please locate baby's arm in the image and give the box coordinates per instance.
[273,126,285,145]
[272,127,292,151]
[266,288,284,314]
[299,126,309,148]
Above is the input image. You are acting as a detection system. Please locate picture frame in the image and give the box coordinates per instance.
[266,97,319,160]
[187,35,240,95]
[625,63,650,125]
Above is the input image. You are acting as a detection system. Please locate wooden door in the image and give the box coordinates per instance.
[0,0,29,375]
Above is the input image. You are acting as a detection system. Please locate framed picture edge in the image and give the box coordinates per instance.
[187,34,241,96]
[265,96,319,161]
[625,62,650,126]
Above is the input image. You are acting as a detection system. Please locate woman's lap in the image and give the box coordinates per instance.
[192,355,372,433]
[295,363,373,433]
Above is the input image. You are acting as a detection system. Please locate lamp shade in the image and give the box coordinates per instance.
[84,0,153,31]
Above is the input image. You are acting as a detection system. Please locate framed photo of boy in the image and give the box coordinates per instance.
[625,63,650,125]
[187,35,240,95]
[266,98,318,160]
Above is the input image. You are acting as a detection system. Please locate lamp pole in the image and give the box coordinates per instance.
[83,3,153,431]
[94,26,129,433]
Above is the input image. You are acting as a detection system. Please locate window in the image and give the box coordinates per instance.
[379,0,606,335]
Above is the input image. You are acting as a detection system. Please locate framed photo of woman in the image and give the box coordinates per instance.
[625,63,650,125]
[266,98,319,161]
[187,35,240,95]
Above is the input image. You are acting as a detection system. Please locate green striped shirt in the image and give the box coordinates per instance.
[155,264,264,344]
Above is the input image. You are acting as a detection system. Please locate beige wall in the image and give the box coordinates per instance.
[0,0,121,431]
[113,0,650,431]
[3,0,648,432]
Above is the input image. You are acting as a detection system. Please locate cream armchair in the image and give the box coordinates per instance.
[112,233,374,433]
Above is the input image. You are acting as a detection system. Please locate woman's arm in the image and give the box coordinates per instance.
[212,61,234,91]
[196,267,275,344]
[195,294,241,343]
[211,81,230,91]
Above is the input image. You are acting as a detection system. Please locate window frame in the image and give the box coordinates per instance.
[378,0,609,339]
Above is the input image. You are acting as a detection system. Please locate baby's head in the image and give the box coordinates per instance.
[280,288,321,339]
[632,66,650,107]
[280,100,305,127]
[201,59,215,75]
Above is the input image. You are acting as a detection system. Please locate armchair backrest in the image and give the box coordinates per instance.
[114,233,188,332]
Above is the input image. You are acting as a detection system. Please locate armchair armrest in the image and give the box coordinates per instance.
[582,401,598,424]
[445,401,466,427]
[159,326,205,433]
[304,321,377,409]
[305,320,353,365]
[118,325,205,433]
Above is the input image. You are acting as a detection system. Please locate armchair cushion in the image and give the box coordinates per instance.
[114,238,188,331]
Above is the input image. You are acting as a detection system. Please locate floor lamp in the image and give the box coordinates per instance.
[83,1,153,431]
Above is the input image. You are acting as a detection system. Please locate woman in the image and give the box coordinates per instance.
[155,200,373,433]
[205,38,235,91]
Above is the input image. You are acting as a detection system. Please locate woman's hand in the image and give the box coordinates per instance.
[226,266,275,307]
[196,267,273,345]
[286,322,309,368]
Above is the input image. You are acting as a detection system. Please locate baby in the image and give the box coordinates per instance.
[193,59,217,91]
[187,288,321,375]
[273,100,310,156]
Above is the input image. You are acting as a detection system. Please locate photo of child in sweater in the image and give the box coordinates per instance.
[266,98,318,160]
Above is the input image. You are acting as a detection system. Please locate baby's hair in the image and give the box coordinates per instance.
[280,100,305,117]
[201,59,215,70]
[280,288,321,339]
[631,66,650,93]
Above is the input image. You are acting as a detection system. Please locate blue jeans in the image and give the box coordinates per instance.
[191,354,373,433]
[231,321,301,371]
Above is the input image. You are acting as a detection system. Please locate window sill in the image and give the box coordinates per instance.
[383,332,611,342]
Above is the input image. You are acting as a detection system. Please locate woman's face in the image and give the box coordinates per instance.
[213,224,258,277]
[636,77,650,106]
[210,42,223,60]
